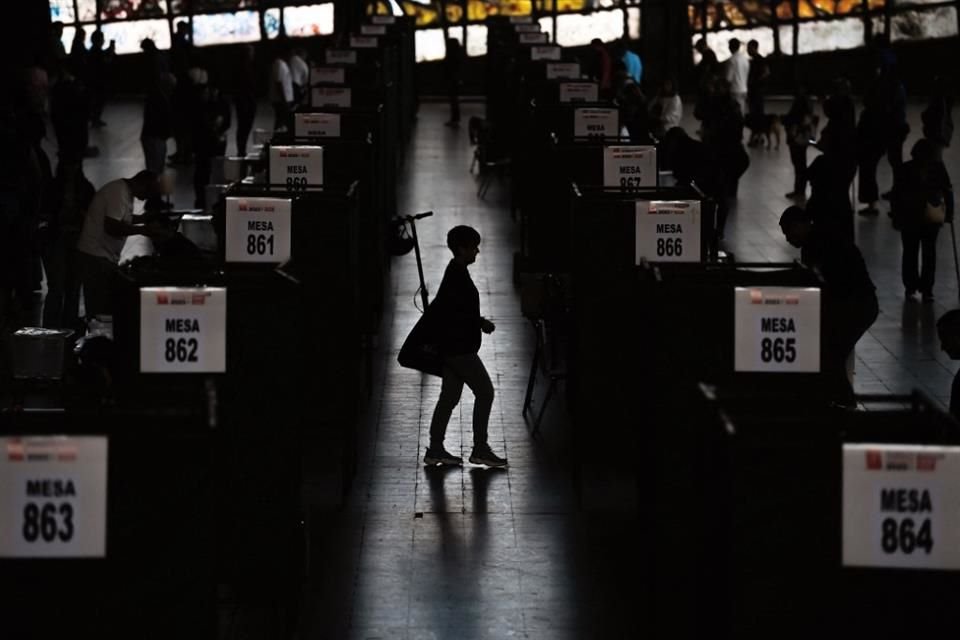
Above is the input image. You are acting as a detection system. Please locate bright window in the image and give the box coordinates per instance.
[555,9,624,48]
[192,11,262,47]
[284,4,335,38]
[101,18,172,54]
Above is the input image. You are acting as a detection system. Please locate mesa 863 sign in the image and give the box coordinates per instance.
[634,200,701,263]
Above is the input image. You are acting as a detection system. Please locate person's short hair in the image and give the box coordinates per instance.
[938,310,960,334]
[779,205,809,229]
[729,38,741,52]
[748,39,759,49]
[447,225,481,252]
[591,38,603,46]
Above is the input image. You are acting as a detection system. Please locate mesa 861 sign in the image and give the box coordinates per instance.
[734,287,820,373]
[843,444,960,570]
[225,197,292,264]
[634,200,701,264]
[0,436,108,558]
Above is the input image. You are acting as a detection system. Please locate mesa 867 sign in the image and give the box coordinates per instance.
[634,200,701,264]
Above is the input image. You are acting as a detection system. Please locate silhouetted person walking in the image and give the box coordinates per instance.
[86,30,114,128]
[891,138,955,302]
[780,206,878,407]
[193,81,231,209]
[443,38,463,126]
[783,84,816,199]
[745,39,769,143]
[234,45,257,156]
[857,57,907,216]
[424,226,507,468]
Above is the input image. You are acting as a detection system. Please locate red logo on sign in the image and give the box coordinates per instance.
[750,290,763,304]
[866,450,882,470]
[156,293,169,305]
[191,294,207,305]
[917,454,937,472]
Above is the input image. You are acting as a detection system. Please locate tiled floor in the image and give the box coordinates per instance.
[69,96,959,639]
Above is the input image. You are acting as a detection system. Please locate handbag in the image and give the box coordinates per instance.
[398,310,444,377]
[925,199,947,225]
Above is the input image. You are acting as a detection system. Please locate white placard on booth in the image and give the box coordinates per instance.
[310,66,346,85]
[0,436,108,558]
[224,197,292,264]
[574,108,618,138]
[269,145,323,189]
[350,35,379,48]
[295,112,341,138]
[604,146,657,189]
[635,200,701,264]
[843,444,960,570]
[733,287,821,373]
[361,24,387,35]
[514,24,541,33]
[372,15,396,25]
[312,86,352,108]
[140,287,227,373]
[325,49,357,65]
[531,45,562,61]
[510,15,533,24]
[520,32,549,44]
[546,62,581,80]
[559,82,599,104]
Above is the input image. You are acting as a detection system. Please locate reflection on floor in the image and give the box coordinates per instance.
[69,97,959,639]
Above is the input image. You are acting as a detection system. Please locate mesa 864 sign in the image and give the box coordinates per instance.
[634,200,701,264]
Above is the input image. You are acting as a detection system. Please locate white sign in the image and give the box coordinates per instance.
[559,82,598,104]
[546,62,580,80]
[635,200,701,264]
[140,287,227,373]
[372,15,396,25]
[604,146,657,189]
[843,444,960,570]
[361,24,387,35]
[514,24,541,33]
[733,286,821,373]
[520,32,549,44]
[295,112,341,138]
[312,86,352,108]
[350,35,378,48]
[224,197,292,264]
[574,108,618,139]
[269,145,323,189]
[0,436,108,558]
[531,46,562,61]
[326,49,357,65]
[510,15,533,24]
[310,66,345,85]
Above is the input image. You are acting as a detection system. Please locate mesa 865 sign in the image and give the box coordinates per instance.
[734,287,820,373]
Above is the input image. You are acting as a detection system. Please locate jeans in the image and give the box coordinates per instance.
[235,97,256,157]
[77,251,116,319]
[901,226,940,295]
[141,137,167,174]
[788,144,808,194]
[41,228,80,329]
[429,353,494,449]
[824,292,879,402]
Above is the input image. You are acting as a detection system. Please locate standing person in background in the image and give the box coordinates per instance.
[724,38,750,119]
[613,39,642,86]
[86,30,114,128]
[289,46,309,106]
[586,39,612,97]
[818,76,857,191]
[783,84,817,200]
[922,74,954,158]
[168,22,192,166]
[270,43,294,132]
[891,138,955,303]
[443,38,463,127]
[649,77,682,141]
[68,27,87,78]
[857,55,908,216]
[193,81,231,210]
[234,45,257,157]
[141,72,175,209]
[745,39,769,146]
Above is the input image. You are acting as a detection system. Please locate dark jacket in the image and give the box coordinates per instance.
[141,86,172,140]
[801,227,876,299]
[429,260,481,356]
[891,158,955,231]
[806,155,854,243]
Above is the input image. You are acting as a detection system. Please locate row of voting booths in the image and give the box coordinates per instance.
[493,18,960,638]
[0,15,417,638]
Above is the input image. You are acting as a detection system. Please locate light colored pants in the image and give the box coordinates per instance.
[429,353,494,449]
[733,92,747,119]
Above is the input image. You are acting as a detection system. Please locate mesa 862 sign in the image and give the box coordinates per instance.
[634,200,701,264]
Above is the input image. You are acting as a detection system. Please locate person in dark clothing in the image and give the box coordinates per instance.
[922,75,954,157]
[141,72,175,209]
[745,39,769,145]
[193,82,231,210]
[818,76,857,191]
[423,226,506,468]
[694,38,718,94]
[806,153,855,244]
[857,59,908,216]
[86,30,114,128]
[614,61,653,145]
[783,84,817,199]
[695,77,749,202]
[662,126,728,246]
[936,310,960,420]
[234,45,257,157]
[891,138,955,302]
[69,27,87,78]
[780,206,879,406]
[49,66,91,164]
[40,158,95,329]
[585,38,613,97]
[139,38,169,89]
[443,38,463,127]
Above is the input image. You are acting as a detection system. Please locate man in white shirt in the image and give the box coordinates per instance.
[75,171,171,317]
[270,46,294,132]
[288,47,309,106]
[725,38,750,117]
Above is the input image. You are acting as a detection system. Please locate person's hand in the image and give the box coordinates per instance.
[144,221,175,241]
[481,318,495,334]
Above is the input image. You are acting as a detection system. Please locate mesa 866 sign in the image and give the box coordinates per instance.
[634,200,701,264]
